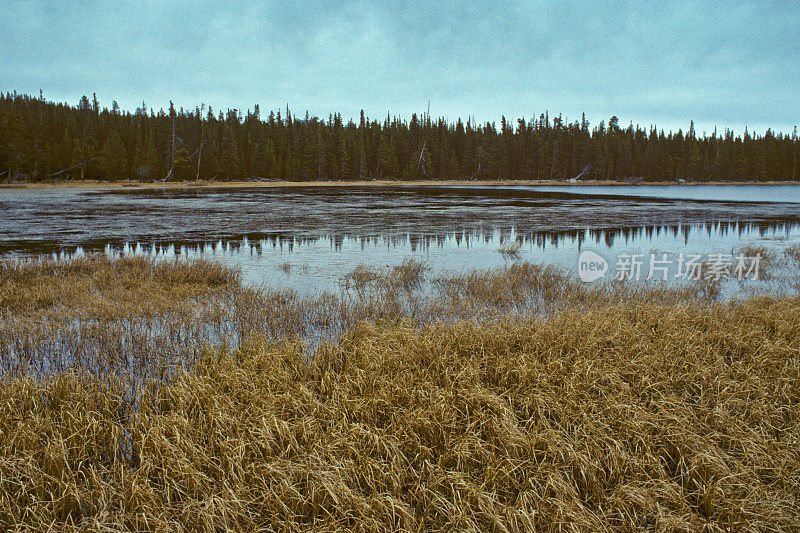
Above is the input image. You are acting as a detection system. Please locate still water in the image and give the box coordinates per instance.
[1,184,799,295]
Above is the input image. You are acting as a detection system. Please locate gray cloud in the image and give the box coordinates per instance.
[1,0,797,135]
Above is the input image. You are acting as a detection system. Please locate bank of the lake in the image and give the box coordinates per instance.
[3,178,800,190]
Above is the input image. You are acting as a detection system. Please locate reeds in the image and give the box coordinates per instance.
[341,264,383,291]
[784,242,800,265]
[0,256,247,385]
[342,259,428,292]
[1,296,799,530]
[0,256,730,384]
[732,244,780,281]
[498,238,523,259]
[389,258,428,290]
[1,254,800,530]
[0,255,239,318]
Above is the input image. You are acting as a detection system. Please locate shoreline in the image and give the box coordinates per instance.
[2,178,800,190]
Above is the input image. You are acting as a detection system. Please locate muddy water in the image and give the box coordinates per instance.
[1,184,800,295]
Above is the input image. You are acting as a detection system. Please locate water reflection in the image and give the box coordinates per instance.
[35,221,800,257]
[2,185,800,294]
[33,221,797,296]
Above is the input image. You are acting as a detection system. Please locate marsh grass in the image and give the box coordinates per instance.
[784,242,800,265]
[0,257,728,383]
[434,262,716,314]
[0,255,238,318]
[389,258,428,290]
[2,254,800,530]
[1,296,799,530]
[0,257,246,381]
[731,244,780,282]
[341,264,383,291]
[498,238,523,259]
[343,259,428,292]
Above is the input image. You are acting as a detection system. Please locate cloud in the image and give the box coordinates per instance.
[1,0,797,134]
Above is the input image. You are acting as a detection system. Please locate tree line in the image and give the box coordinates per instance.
[1,91,798,182]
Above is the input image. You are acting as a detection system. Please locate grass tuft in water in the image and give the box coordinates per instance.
[498,238,523,259]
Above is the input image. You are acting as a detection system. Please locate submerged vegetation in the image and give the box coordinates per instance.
[3,256,719,382]
[498,239,523,259]
[2,91,799,183]
[1,255,799,530]
[785,242,800,266]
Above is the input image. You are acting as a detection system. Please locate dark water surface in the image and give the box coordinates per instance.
[2,184,800,294]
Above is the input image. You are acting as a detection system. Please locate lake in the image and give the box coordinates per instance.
[2,184,800,295]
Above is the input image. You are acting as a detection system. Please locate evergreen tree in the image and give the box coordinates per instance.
[101,127,128,180]
[171,145,193,180]
[220,124,240,180]
[0,91,797,183]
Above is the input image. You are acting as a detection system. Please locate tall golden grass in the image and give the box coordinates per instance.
[0,255,238,317]
[1,255,799,530]
[1,297,799,530]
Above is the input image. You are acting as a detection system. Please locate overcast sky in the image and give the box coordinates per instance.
[2,1,798,135]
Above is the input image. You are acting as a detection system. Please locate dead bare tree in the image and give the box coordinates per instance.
[166,114,176,181]
[417,141,428,178]
[45,157,102,179]
[793,126,798,181]
[196,104,205,181]
[572,163,592,181]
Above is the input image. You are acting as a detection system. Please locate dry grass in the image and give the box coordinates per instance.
[389,258,428,290]
[1,296,799,530]
[1,255,799,530]
[498,239,523,259]
[341,264,384,291]
[734,244,776,261]
[731,244,779,281]
[434,262,717,314]
[341,259,428,293]
[0,255,238,319]
[0,256,248,383]
[0,257,725,382]
[784,243,800,265]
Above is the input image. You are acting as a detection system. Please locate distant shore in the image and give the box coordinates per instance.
[3,178,800,190]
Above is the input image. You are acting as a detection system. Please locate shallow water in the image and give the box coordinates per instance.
[1,184,800,295]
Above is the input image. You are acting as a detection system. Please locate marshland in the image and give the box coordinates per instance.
[5,0,800,527]
[2,185,800,530]
[1,182,800,533]
[0,185,800,532]
[1,250,800,530]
